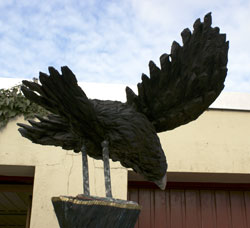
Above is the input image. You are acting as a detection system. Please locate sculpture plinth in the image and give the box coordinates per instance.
[52,195,141,228]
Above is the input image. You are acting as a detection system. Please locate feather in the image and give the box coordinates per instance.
[126,13,229,132]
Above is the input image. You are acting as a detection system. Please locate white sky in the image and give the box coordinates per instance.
[0,0,250,93]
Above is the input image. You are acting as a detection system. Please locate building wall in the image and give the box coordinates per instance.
[0,109,250,227]
[160,109,250,174]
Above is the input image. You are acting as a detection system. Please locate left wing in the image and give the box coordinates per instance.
[17,114,82,152]
[20,66,105,144]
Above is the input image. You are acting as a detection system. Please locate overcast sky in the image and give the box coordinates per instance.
[0,0,250,93]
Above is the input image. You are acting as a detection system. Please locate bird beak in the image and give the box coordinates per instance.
[154,173,167,190]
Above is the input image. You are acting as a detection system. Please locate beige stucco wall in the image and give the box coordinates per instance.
[160,109,250,174]
[0,109,250,227]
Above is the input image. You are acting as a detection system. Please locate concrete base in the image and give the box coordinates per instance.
[52,194,141,228]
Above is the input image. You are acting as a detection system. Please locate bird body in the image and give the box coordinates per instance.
[91,99,167,182]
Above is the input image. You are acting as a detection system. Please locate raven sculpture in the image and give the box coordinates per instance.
[17,13,228,196]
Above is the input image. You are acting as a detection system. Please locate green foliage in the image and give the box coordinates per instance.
[0,84,48,129]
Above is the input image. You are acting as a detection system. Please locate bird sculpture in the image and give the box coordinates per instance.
[17,13,228,198]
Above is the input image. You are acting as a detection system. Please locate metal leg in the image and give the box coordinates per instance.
[81,145,90,195]
[101,140,112,198]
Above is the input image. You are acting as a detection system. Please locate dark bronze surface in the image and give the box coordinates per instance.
[17,13,228,188]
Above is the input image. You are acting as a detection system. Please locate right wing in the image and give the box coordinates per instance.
[126,13,229,133]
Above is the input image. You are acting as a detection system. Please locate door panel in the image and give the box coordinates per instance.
[128,182,250,228]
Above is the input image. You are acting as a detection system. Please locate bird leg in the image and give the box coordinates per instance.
[81,145,90,195]
[101,140,113,198]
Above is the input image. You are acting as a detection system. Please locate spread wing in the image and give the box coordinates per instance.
[18,114,82,152]
[19,66,104,145]
[126,13,229,132]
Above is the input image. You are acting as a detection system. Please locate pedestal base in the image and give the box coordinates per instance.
[52,195,141,228]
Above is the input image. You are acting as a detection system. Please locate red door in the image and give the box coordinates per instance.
[128,182,250,228]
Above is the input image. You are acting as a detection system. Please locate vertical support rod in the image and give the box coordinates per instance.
[81,145,90,195]
[101,140,112,198]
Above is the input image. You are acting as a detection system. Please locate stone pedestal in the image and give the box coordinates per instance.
[52,194,141,228]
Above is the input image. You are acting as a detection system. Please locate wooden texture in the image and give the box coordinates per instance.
[18,13,228,188]
[126,13,228,132]
[0,176,33,227]
[0,191,31,227]
[128,182,250,228]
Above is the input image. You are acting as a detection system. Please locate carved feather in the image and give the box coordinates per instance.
[18,114,82,152]
[126,13,229,132]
